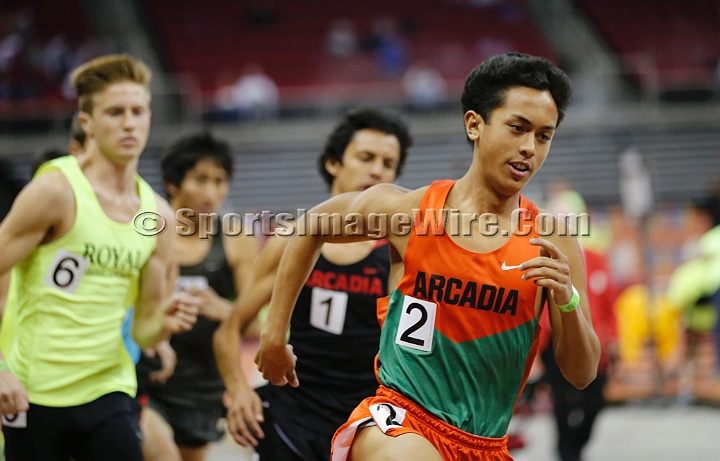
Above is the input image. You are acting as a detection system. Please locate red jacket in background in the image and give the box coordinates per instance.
[539,248,618,373]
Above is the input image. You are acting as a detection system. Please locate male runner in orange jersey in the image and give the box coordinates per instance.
[255,52,600,461]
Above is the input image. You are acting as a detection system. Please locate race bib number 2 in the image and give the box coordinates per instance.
[43,249,88,294]
[370,403,406,433]
[394,295,437,352]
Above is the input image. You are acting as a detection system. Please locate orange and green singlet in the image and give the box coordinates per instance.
[377,180,542,438]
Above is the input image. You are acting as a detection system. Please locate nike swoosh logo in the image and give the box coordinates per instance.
[501,262,522,271]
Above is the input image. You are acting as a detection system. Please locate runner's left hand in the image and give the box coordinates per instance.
[226,383,265,447]
[148,340,177,384]
[255,338,299,388]
[187,286,232,322]
[163,292,200,333]
[519,238,574,307]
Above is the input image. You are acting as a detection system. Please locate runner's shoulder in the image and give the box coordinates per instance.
[153,192,175,223]
[24,170,74,211]
[361,184,429,213]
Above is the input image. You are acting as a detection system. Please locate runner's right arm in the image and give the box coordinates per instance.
[133,197,199,349]
[254,184,412,388]
[0,172,73,415]
[0,272,10,320]
[214,234,288,447]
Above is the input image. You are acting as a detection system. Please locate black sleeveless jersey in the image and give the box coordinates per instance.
[261,240,390,436]
[137,234,235,409]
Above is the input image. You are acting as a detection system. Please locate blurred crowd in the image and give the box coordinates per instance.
[209,0,529,119]
[0,6,104,102]
[501,174,720,460]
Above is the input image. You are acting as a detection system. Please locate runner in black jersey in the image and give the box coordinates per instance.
[258,239,391,454]
[214,108,412,460]
[137,133,256,461]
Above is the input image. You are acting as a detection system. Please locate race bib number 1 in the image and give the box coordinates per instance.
[43,249,88,294]
[176,276,209,292]
[395,295,437,352]
[310,287,348,335]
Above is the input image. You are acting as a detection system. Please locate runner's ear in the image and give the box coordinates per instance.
[164,181,178,198]
[463,110,483,142]
[325,158,342,179]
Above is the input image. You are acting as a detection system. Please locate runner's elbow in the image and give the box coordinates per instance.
[561,363,598,389]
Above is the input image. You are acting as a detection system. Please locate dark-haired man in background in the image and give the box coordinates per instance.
[214,107,413,461]
[137,132,257,461]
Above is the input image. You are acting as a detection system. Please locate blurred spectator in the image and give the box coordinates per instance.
[613,279,682,397]
[453,0,505,7]
[230,63,279,119]
[325,19,358,58]
[619,148,654,222]
[699,173,720,227]
[43,33,72,83]
[24,36,45,74]
[667,226,720,335]
[706,226,720,377]
[545,180,587,221]
[0,6,104,103]
[0,32,22,99]
[497,0,528,23]
[0,159,24,220]
[666,224,720,398]
[0,32,22,73]
[215,69,237,111]
[476,37,513,62]
[400,15,420,38]
[213,70,241,121]
[540,247,618,461]
[247,0,278,27]
[13,7,35,42]
[376,19,407,77]
[540,184,619,461]
[362,17,408,77]
[60,37,103,100]
[697,175,720,374]
[402,62,447,110]
[71,37,102,71]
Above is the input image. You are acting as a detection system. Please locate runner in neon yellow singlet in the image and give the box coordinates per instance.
[0,54,199,461]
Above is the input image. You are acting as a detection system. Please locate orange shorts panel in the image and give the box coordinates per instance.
[331,386,512,461]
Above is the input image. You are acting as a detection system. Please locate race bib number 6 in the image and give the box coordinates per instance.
[1,412,27,428]
[394,295,437,352]
[43,249,88,294]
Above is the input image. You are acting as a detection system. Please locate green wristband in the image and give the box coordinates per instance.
[556,286,580,313]
[0,359,9,373]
